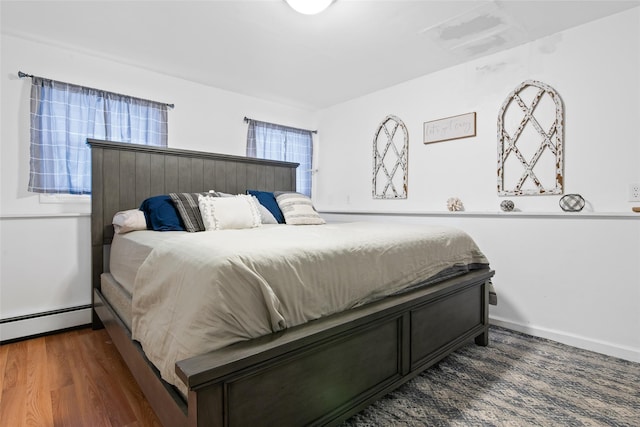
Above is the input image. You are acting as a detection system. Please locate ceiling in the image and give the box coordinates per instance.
[2,0,638,110]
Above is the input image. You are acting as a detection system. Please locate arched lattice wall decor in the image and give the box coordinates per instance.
[497,80,564,196]
[373,115,408,199]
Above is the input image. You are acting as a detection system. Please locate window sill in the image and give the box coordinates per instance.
[0,213,91,219]
[39,194,91,204]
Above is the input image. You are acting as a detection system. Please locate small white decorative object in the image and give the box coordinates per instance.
[447,197,464,212]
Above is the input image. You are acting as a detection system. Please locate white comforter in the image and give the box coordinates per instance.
[131,222,488,392]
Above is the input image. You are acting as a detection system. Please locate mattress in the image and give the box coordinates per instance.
[109,230,186,294]
[115,221,489,394]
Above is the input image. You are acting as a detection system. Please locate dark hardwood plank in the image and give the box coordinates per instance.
[91,145,105,248]
[225,161,238,194]
[191,157,204,191]
[214,160,227,192]
[149,153,166,196]
[119,151,137,209]
[164,155,179,194]
[263,164,275,190]
[203,159,216,191]
[177,157,193,193]
[235,162,247,194]
[135,152,151,205]
[103,148,121,241]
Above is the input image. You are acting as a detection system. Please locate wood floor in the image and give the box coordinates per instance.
[0,327,162,427]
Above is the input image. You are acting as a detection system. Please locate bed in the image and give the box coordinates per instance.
[90,139,495,427]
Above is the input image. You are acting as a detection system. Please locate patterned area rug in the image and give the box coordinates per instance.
[343,326,640,426]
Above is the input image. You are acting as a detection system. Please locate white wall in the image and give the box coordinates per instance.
[315,9,639,213]
[0,34,315,340]
[316,9,640,362]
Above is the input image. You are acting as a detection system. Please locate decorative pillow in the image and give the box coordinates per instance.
[170,192,217,232]
[251,196,278,224]
[112,209,147,234]
[139,195,185,231]
[274,192,325,225]
[198,194,261,230]
[246,190,285,224]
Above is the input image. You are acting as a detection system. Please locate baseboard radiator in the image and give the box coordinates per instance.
[0,304,92,343]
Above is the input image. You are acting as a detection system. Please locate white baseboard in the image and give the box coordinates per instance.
[0,307,92,342]
[490,316,640,363]
[2,309,637,364]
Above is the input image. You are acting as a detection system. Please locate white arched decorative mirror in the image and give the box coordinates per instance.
[497,80,564,196]
[373,115,408,199]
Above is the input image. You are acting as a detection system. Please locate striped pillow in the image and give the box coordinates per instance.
[274,192,325,225]
[170,192,217,232]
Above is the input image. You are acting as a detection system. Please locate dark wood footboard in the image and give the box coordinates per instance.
[94,268,492,427]
[176,268,494,427]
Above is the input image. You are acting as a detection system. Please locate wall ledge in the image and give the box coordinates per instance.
[319,209,640,220]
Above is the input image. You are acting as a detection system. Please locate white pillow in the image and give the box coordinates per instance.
[252,195,278,224]
[112,209,147,234]
[275,192,325,225]
[198,194,261,230]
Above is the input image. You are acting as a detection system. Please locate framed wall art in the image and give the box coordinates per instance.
[497,80,564,196]
[373,115,408,199]
[423,112,476,144]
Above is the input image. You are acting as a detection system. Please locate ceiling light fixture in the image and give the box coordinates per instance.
[285,0,335,15]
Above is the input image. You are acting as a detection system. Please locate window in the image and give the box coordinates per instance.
[246,119,313,197]
[28,76,168,195]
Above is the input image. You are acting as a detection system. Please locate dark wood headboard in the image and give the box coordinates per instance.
[89,139,298,297]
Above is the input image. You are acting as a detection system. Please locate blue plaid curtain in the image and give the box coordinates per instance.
[246,120,313,197]
[28,77,168,194]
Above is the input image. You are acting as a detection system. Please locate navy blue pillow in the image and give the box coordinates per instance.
[246,190,285,224]
[140,195,185,231]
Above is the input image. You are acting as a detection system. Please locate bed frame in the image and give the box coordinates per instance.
[90,139,495,427]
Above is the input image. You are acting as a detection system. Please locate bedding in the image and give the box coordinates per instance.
[127,221,489,394]
[109,230,184,293]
